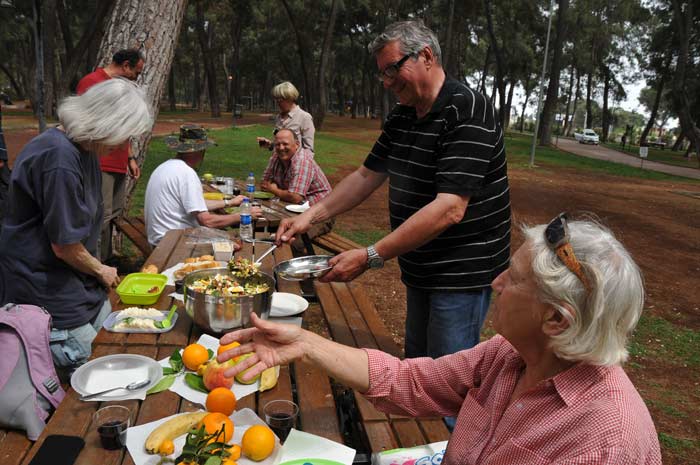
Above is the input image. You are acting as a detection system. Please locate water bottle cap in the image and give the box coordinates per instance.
[249,172,254,176]
[242,198,250,203]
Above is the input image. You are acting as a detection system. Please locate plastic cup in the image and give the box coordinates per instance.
[94,405,130,450]
[263,400,298,444]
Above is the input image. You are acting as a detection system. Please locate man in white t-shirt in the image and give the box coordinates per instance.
[144,124,262,245]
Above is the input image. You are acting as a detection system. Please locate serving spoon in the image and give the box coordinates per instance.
[80,379,150,401]
[155,304,178,329]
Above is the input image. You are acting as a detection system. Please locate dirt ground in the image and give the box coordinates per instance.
[4,111,699,463]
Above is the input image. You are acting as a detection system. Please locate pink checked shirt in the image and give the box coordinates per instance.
[364,336,661,465]
[262,146,331,205]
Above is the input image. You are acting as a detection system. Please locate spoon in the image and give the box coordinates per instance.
[155,304,177,329]
[254,243,278,265]
[80,379,150,401]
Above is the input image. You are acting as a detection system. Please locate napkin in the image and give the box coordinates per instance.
[79,365,151,402]
[125,408,281,465]
[277,429,356,465]
[159,334,259,405]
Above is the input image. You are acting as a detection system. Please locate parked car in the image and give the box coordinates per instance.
[574,129,600,145]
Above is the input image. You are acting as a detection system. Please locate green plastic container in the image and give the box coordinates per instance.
[116,273,168,305]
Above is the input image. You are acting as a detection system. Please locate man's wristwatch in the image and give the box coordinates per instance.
[223,198,229,207]
[366,244,384,269]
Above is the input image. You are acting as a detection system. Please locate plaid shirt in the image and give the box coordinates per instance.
[262,146,331,205]
[364,336,661,465]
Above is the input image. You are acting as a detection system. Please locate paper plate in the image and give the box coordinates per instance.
[270,293,309,317]
[285,202,310,213]
[102,310,179,333]
[71,354,161,400]
[279,459,345,465]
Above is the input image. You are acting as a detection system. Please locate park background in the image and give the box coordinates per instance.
[1,1,699,464]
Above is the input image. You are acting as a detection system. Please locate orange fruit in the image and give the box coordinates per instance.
[217,341,240,356]
[226,444,242,461]
[241,425,275,461]
[201,412,234,443]
[206,387,237,415]
[182,343,209,371]
[222,460,237,465]
[159,439,175,455]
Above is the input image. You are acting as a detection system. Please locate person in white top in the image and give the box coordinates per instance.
[144,124,262,245]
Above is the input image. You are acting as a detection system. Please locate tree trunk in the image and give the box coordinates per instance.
[32,0,47,132]
[504,80,515,129]
[192,57,201,110]
[585,71,593,129]
[672,131,685,151]
[0,64,25,98]
[97,0,187,206]
[42,0,57,119]
[196,1,220,118]
[479,45,490,94]
[280,0,314,116]
[519,74,532,133]
[539,0,569,145]
[671,0,700,167]
[640,78,665,145]
[443,0,456,76]
[484,0,507,128]
[562,64,575,135]
[314,0,339,130]
[601,66,610,142]
[168,65,176,112]
[567,70,581,136]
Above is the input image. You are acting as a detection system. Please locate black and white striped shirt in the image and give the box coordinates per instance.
[364,78,511,291]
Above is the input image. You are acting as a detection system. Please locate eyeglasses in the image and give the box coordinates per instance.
[376,53,415,82]
[544,213,591,291]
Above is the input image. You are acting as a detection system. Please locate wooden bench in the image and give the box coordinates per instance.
[314,280,451,457]
[312,232,363,254]
[113,215,152,257]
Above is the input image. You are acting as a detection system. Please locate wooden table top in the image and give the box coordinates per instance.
[16,228,343,465]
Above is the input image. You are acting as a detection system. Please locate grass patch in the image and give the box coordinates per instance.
[628,314,700,367]
[335,228,390,246]
[506,132,698,183]
[658,432,699,455]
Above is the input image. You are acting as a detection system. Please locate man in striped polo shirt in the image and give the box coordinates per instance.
[277,21,511,363]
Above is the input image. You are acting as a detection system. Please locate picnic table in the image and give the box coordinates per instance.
[5,228,449,465]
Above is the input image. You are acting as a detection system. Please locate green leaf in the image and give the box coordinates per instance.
[207,348,215,360]
[147,374,176,395]
[203,457,222,465]
[170,348,183,371]
[184,373,208,393]
[162,367,178,375]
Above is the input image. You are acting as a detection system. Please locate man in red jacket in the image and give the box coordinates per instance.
[77,49,146,261]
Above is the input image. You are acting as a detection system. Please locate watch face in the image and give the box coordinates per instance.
[369,257,383,268]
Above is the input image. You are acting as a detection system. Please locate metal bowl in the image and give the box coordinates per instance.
[274,255,333,281]
[183,267,274,334]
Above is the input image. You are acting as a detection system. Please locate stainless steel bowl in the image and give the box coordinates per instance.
[274,255,333,281]
[183,267,274,334]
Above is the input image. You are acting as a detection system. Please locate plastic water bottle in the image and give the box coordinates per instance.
[246,171,255,197]
[239,198,253,241]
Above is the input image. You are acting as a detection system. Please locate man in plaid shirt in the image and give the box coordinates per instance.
[261,128,332,250]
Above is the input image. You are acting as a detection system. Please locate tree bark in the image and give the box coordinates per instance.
[504,80,515,129]
[601,66,610,142]
[562,64,575,135]
[196,1,221,118]
[539,0,569,145]
[671,0,700,167]
[518,74,532,133]
[484,0,506,127]
[640,79,666,145]
[479,45,491,94]
[443,0,456,76]
[42,0,57,119]
[567,70,581,136]
[280,0,314,115]
[585,71,593,129]
[314,0,339,130]
[32,0,47,132]
[672,131,685,151]
[168,65,176,112]
[0,64,25,98]
[97,0,188,205]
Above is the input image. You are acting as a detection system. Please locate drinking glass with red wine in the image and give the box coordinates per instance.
[263,399,299,444]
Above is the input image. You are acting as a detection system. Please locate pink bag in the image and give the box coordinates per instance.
[0,303,66,439]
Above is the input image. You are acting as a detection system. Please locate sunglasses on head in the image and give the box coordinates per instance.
[545,213,591,292]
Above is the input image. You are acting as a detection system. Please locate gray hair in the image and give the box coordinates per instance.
[523,219,644,366]
[58,78,152,146]
[368,20,442,65]
[271,81,300,102]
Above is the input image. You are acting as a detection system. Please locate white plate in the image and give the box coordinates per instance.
[270,292,309,317]
[71,354,162,401]
[285,202,310,214]
[102,310,179,333]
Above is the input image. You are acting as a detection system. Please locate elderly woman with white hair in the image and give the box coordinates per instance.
[256,81,315,152]
[217,213,661,464]
[0,78,152,376]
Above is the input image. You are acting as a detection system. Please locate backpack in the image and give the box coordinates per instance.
[0,303,66,440]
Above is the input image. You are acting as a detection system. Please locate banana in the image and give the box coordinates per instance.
[259,366,280,392]
[144,412,208,454]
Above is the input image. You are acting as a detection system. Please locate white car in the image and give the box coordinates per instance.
[574,129,600,145]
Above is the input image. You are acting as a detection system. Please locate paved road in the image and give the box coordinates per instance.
[555,138,700,180]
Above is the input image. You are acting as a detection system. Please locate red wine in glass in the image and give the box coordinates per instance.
[266,412,294,443]
[97,420,127,450]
